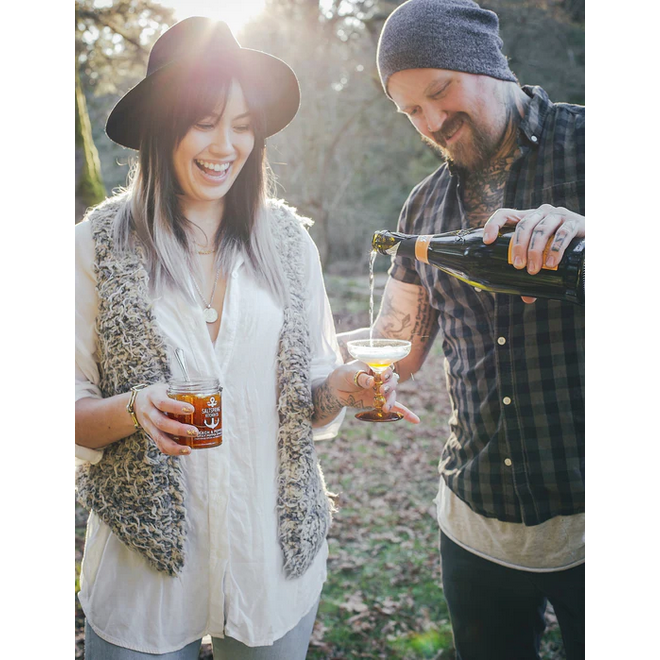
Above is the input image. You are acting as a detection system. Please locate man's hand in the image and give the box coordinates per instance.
[483,204,585,303]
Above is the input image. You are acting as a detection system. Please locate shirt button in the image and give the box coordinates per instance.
[504,458,512,467]
[497,336,506,345]
[530,135,538,143]
[503,396,512,405]
[474,287,481,292]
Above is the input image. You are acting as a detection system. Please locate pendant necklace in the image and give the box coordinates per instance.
[191,262,223,324]
[195,242,216,256]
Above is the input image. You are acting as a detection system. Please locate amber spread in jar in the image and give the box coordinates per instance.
[167,378,223,449]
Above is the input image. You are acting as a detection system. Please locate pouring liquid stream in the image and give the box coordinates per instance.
[369,249,377,344]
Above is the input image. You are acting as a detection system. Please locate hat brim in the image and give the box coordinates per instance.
[105,48,300,150]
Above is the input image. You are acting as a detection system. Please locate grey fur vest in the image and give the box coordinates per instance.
[75,195,335,578]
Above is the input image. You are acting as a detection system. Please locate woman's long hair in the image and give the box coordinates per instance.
[113,60,288,307]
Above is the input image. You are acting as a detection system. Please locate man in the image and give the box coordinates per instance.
[339,0,585,658]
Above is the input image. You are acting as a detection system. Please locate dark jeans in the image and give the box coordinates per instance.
[440,531,585,660]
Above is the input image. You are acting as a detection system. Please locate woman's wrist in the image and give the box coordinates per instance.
[311,373,344,426]
[75,391,140,449]
[126,384,149,429]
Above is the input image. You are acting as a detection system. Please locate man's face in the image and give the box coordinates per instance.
[388,68,510,171]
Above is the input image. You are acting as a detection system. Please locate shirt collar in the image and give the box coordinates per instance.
[518,85,552,147]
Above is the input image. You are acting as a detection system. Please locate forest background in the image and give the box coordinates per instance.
[75,0,585,268]
[74,1,585,659]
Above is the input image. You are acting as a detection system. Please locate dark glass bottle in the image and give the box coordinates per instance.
[372,227,585,305]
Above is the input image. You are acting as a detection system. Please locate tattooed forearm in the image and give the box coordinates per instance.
[409,286,437,346]
[379,289,414,338]
[378,284,437,346]
[312,378,366,426]
[312,379,344,425]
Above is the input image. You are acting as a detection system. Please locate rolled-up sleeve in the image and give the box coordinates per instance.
[301,228,346,439]
[75,221,103,464]
[387,187,423,285]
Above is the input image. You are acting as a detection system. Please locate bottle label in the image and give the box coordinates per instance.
[415,235,432,264]
[507,236,559,271]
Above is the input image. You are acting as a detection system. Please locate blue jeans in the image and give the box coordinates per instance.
[440,532,585,660]
[84,600,319,660]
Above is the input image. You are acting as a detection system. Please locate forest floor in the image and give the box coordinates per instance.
[75,273,566,659]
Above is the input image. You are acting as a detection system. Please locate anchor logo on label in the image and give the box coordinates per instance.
[204,417,219,429]
[208,396,218,407]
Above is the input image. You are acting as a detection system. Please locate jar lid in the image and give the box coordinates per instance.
[168,378,221,394]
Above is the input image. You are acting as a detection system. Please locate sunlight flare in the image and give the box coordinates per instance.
[156,0,267,34]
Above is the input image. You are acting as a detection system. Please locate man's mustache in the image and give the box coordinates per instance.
[431,113,469,146]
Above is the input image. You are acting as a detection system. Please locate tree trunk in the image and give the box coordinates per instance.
[75,62,106,223]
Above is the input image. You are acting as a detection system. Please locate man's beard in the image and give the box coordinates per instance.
[423,111,508,173]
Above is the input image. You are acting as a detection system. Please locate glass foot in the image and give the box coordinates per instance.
[355,410,404,422]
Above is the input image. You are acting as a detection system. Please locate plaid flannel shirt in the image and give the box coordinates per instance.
[390,86,585,525]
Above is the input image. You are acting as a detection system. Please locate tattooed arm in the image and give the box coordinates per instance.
[337,277,439,382]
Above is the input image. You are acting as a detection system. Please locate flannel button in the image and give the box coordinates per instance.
[504,458,512,467]
[503,396,512,405]
[531,135,538,143]
[497,336,506,345]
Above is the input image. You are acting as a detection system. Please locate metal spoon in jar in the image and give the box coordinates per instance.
[174,347,191,382]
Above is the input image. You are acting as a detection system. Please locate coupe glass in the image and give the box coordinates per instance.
[346,339,411,422]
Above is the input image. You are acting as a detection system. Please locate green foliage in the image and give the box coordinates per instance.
[76,64,106,215]
[489,0,585,105]
[75,0,177,210]
[75,0,175,94]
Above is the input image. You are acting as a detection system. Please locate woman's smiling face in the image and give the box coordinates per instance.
[172,78,255,209]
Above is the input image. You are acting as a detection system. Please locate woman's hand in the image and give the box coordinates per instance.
[483,204,585,304]
[336,362,420,423]
[132,383,199,456]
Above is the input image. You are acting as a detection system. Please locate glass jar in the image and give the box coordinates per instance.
[166,378,223,449]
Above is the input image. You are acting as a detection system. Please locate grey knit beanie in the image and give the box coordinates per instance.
[377,0,517,97]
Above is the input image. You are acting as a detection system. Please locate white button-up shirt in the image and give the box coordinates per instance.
[75,219,344,653]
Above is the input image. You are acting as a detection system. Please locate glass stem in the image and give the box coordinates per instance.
[373,372,386,413]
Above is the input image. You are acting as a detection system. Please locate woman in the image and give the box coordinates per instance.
[75,17,417,660]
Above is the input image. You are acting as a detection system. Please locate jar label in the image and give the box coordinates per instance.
[198,394,222,440]
[166,390,223,448]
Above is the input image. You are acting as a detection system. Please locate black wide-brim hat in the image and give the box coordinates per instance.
[105,17,301,150]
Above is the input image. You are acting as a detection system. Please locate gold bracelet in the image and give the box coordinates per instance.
[126,384,148,429]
